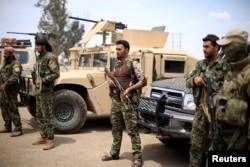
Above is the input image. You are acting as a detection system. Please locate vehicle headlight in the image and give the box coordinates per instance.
[183,94,196,110]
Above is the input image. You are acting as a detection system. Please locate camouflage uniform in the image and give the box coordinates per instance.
[0,57,22,132]
[35,51,60,140]
[109,58,146,160]
[186,58,228,167]
[215,29,250,151]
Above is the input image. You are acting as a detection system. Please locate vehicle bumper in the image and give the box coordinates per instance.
[138,109,194,139]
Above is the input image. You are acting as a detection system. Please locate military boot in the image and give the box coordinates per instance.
[0,128,12,133]
[10,130,23,137]
[43,140,55,150]
[32,137,47,145]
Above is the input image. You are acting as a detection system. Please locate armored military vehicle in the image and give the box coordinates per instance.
[20,17,199,134]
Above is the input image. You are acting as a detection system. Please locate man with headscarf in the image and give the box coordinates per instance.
[31,38,60,150]
[0,46,23,137]
[215,29,250,151]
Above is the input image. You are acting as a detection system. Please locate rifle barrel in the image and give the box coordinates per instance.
[7,32,36,36]
[68,16,98,23]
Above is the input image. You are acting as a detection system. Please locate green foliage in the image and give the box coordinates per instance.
[35,0,85,58]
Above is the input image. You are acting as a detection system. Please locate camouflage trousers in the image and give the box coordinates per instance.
[109,99,142,159]
[35,92,54,140]
[0,91,22,131]
[189,106,210,167]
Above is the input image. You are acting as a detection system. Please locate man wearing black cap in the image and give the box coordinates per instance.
[31,38,60,150]
[0,46,23,137]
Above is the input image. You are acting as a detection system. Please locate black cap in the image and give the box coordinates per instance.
[36,38,52,52]
[202,34,219,42]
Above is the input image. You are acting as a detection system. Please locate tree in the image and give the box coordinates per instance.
[35,0,85,58]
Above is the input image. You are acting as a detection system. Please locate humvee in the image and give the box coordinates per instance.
[20,18,199,134]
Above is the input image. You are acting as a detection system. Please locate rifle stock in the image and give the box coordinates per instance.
[203,75,219,151]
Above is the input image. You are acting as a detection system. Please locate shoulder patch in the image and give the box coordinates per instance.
[14,66,20,72]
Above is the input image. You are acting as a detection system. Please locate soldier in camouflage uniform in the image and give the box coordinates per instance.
[215,29,250,151]
[102,40,147,167]
[31,38,60,150]
[186,34,229,167]
[0,47,23,137]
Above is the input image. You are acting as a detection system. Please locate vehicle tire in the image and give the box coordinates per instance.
[53,89,87,134]
[27,96,36,118]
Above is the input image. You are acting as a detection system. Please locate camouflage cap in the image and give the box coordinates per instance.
[217,29,248,46]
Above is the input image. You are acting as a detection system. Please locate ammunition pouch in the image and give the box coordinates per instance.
[216,95,248,127]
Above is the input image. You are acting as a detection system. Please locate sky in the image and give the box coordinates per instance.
[0,0,250,59]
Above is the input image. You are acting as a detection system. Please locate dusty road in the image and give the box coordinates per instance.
[0,107,202,167]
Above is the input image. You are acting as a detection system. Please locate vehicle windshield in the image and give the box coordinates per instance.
[16,51,29,64]
[93,53,107,67]
[79,53,108,67]
[79,54,91,67]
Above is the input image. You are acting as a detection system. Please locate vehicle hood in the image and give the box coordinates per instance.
[56,70,107,88]
[151,77,192,94]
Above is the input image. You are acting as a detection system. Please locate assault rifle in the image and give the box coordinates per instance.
[0,74,13,111]
[203,75,220,151]
[104,67,133,106]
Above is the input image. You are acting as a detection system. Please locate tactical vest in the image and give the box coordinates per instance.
[215,56,250,127]
[111,58,144,105]
[114,62,131,89]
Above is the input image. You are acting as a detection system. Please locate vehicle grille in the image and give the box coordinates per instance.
[151,88,184,111]
[137,97,159,123]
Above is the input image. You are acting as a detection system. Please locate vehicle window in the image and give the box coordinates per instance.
[109,57,117,72]
[94,53,107,67]
[164,60,185,73]
[79,54,91,67]
[16,51,28,64]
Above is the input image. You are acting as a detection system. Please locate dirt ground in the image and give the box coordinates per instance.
[0,107,195,167]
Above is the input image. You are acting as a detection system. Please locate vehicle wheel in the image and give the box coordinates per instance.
[53,89,87,134]
[27,96,36,118]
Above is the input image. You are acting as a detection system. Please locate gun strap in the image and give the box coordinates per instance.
[201,88,211,122]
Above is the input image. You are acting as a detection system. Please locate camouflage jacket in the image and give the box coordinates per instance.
[37,51,60,93]
[186,57,229,106]
[0,57,21,93]
[215,56,250,141]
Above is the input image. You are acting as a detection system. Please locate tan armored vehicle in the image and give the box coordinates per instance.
[20,18,199,134]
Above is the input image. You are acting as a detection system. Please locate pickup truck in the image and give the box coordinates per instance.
[137,77,196,145]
